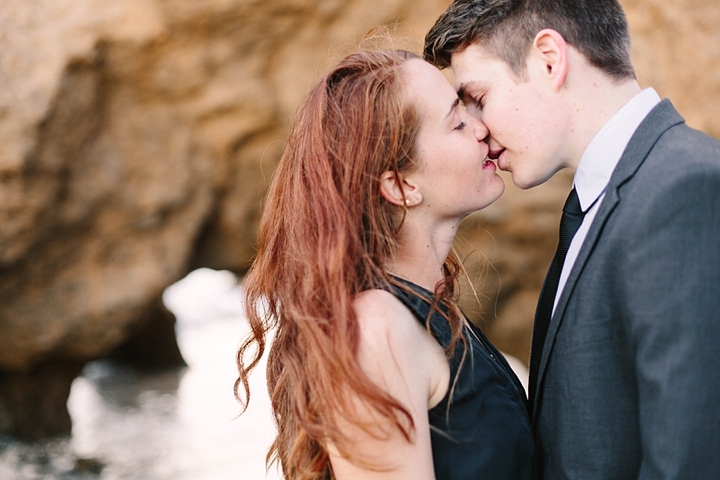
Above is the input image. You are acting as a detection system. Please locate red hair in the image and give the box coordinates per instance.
[235,49,465,479]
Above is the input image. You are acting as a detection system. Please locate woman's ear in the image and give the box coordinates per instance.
[379,170,422,207]
[531,29,568,91]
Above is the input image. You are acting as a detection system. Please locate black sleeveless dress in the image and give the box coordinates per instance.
[387,277,533,479]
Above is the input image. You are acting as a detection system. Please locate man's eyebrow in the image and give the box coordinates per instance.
[446,97,460,118]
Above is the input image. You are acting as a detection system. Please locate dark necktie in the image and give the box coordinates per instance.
[528,187,586,411]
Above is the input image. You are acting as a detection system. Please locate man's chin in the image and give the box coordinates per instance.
[508,173,534,190]
[498,161,558,189]
[509,171,547,190]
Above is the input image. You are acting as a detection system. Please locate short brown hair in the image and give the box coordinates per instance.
[424,0,634,80]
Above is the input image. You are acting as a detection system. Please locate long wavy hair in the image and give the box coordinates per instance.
[235,49,466,479]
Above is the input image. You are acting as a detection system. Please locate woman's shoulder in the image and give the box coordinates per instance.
[353,288,420,341]
[352,288,437,372]
[352,288,449,408]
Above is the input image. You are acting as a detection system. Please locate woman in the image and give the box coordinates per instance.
[235,49,533,479]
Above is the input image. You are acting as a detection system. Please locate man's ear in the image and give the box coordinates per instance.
[379,170,421,206]
[531,29,568,91]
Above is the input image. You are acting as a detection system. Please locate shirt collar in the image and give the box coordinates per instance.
[573,88,661,211]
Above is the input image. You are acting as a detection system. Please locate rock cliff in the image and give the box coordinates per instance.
[0,0,717,439]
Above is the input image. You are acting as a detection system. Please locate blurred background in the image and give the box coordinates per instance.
[0,0,718,478]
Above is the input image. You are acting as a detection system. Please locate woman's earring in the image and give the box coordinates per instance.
[405,194,422,207]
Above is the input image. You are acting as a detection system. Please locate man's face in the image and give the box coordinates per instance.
[451,43,570,189]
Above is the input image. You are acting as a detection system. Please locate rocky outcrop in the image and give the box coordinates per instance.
[0,0,718,439]
[624,0,720,140]
[0,0,452,440]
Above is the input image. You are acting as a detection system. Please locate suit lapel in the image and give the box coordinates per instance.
[531,100,685,419]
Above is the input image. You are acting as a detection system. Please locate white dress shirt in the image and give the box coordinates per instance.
[553,88,662,313]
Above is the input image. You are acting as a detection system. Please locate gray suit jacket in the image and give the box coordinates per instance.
[532,100,720,479]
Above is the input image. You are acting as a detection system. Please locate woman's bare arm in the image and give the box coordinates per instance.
[329,289,449,479]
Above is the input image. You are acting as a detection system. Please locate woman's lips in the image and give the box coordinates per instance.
[489,148,507,170]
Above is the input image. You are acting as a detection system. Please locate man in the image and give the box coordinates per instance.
[424,1,720,478]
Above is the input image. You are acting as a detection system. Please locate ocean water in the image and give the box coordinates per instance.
[0,268,281,480]
[0,268,528,479]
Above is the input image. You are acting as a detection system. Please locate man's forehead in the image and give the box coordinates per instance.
[451,44,524,91]
[451,44,497,84]
[450,42,498,67]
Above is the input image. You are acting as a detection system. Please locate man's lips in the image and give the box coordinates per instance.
[487,147,505,160]
[487,147,508,170]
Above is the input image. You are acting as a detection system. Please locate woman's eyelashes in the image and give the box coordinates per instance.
[454,121,467,130]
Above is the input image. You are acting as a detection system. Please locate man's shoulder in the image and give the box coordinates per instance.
[642,122,720,180]
[603,119,720,225]
[659,121,720,154]
[633,99,720,161]
[618,106,719,174]
[608,124,720,228]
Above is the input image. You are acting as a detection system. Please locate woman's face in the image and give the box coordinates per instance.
[401,59,505,221]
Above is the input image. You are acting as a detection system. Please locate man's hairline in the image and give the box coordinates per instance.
[447,39,531,94]
[446,34,636,88]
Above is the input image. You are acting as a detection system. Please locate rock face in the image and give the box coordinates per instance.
[0,0,718,439]
[624,0,720,139]
[0,0,453,440]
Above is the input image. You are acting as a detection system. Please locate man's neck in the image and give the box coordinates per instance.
[565,60,642,171]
